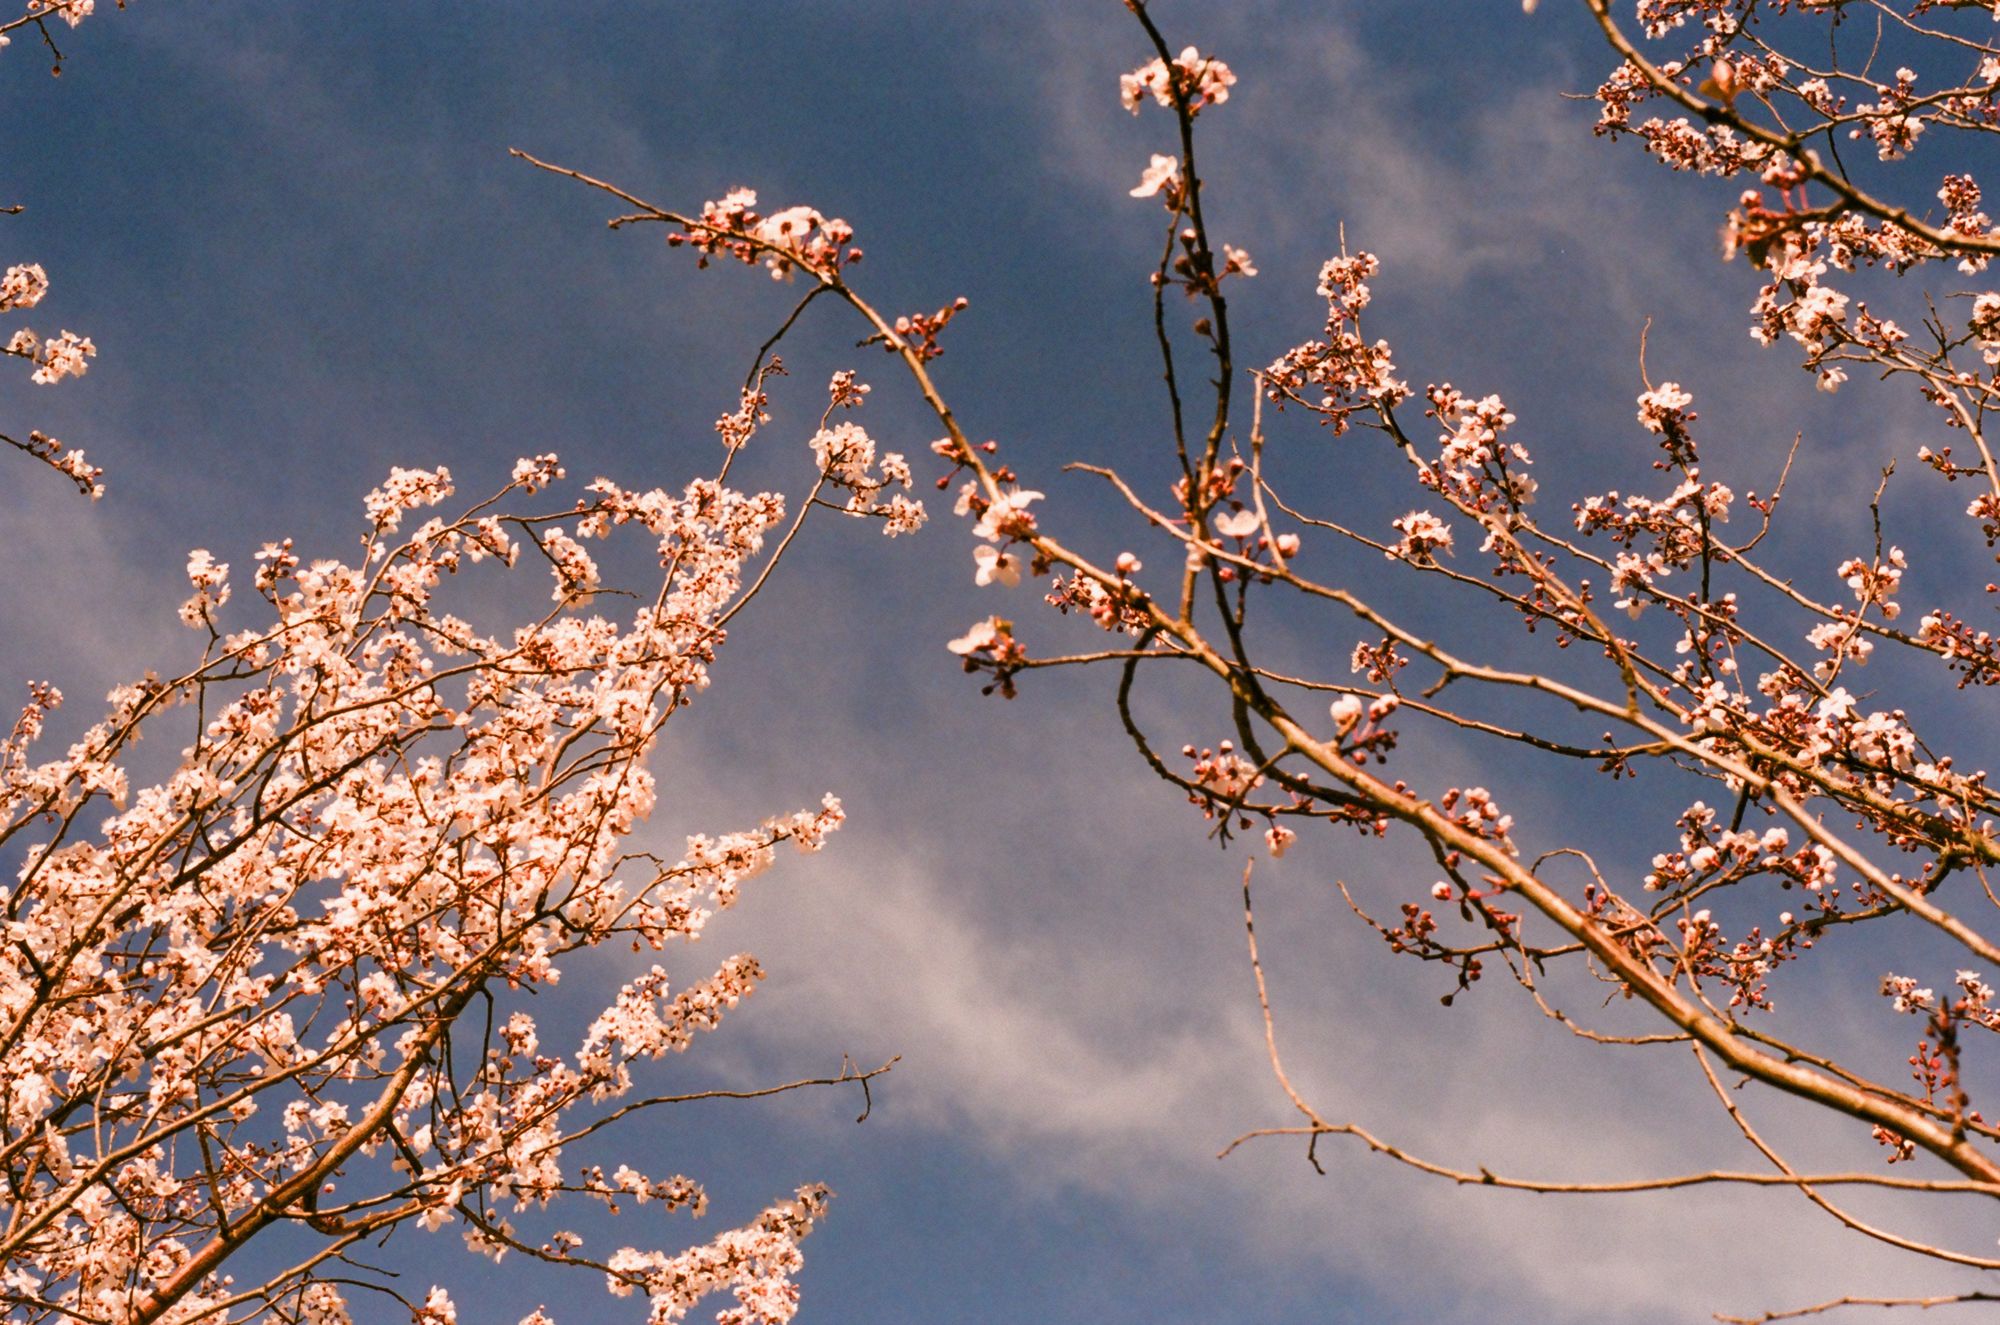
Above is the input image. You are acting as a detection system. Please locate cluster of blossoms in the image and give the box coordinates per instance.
[951,452,1047,601]
[1882,970,2000,1033]
[0,261,46,312]
[1,427,99,497]
[1262,251,1410,433]
[1794,548,1908,679]
[967,484,1041,543]
[601,1185,830,1324]
[1119,45,1235,117]
[1182,740,1264,814]
[31,0,90,26]
[1435,786,1516,854]
[1572,385,1736,619]
[1046,566,1152,634]
[1349,639,1407,686]
[1327,692,1400,766]
[1851,67,1926,163]
[1916,606,2000,687]
[1643,802,1807,896]
[1418,385,1533,517]
[4,326,92,384]
[1387,510,1453,564]
[807,373,926,536]
[176,547,230,627]
[664,187,860,281]
[715,372,778,452]
[871,296,969,364]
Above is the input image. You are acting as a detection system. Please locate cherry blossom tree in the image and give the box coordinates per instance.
[2,375,934,1325]
[2,11,928,1324]
[518,1,2000,1318]
[31,0,2000,1319]
[3,384,921,1325]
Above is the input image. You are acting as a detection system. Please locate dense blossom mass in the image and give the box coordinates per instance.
[2,348,906,1322]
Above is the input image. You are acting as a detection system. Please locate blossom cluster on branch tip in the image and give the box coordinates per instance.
[666,188,860,281]
[2,428,100,498]
[1262,251,1409,433]
[0,262,47,312]
[808,372,925,536]
[1388,511,1453,564]
[877,297,971,363]
[1119,45,1235,117]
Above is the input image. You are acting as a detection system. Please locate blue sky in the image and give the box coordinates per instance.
[6,3,1997,1322]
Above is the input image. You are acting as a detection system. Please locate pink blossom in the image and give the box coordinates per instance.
[1388,510,1454,562]
[1130,153,1182,200]
[973,544,1021,587]
[1213,508,1260,539]
[0,263,48,311]
[28,329,93,384]
[948,617,1001,655]
[1120,46,1236,117]
[972,489,1044,541]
